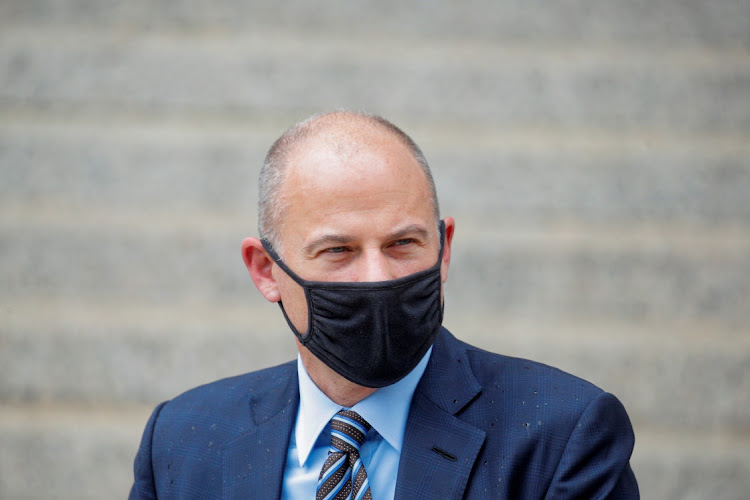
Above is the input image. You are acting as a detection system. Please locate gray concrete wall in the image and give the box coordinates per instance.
[1,1,748,498]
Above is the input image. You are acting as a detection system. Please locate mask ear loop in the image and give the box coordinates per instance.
[437,219,446,321]
[260,239,315,342]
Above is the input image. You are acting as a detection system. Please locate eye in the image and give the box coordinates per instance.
[324,246,349,254]
[392,238,417,247]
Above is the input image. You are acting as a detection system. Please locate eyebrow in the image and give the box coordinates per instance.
[301,224,432,256]
[389,224,431,242]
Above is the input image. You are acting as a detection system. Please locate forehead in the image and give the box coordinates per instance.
[275,124,434,247]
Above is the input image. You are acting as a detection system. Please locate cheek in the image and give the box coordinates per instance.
[275,271,309,334]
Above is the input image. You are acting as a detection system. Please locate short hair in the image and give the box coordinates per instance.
[257,111,440,251]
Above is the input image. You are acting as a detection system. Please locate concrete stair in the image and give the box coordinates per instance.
[1,1,748,498]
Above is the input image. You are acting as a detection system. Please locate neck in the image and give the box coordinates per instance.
[298,342,377,407]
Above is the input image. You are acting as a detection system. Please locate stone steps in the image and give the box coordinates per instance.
[3,116,748,225]
[2,0,748,48]
[1,27,748,133]
[0,403,150,500]
[1,1,749,498]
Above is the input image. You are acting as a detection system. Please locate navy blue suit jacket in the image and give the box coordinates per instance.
[130,328,638,498]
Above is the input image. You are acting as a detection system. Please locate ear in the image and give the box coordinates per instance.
[241,237,281,303]
[439,216,455,284]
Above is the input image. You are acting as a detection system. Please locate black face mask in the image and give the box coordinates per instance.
[261,221,445,388]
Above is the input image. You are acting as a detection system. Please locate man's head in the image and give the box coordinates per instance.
[241,111,455,403]
[257,111,441,254]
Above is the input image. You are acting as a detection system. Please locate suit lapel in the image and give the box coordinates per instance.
[222,364,299,499]
[220,329,484,499]
[395,328,486,500]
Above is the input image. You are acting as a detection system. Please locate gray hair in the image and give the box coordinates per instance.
[258,111,440,252]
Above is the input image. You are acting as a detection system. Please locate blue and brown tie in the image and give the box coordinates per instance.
[316,410,373,500]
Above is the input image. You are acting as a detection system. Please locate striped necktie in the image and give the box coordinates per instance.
[316,410,373,500]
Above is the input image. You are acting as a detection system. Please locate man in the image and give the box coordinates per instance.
[130,111,638,499]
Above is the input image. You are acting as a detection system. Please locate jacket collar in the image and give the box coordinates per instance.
[416,327,483,414]
[222,362,299,499]
[395,327,486,499]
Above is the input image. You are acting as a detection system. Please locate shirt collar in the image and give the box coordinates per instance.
[294,347,432,466]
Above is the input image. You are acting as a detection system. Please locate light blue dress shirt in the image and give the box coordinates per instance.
[281,347,432,500]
